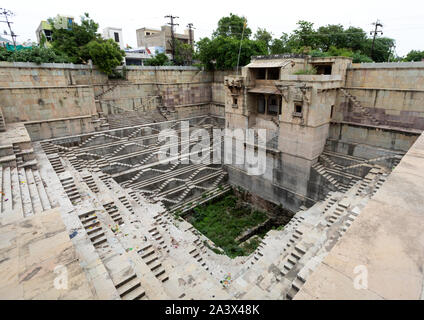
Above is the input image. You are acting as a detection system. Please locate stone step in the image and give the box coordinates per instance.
[10,167,23,217]
[2,166,12,213]
[115,274,145,299]
[18,167,34,217]
[25,168,43,214]
[32,169,52,211]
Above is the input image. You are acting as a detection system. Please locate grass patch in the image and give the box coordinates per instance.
[189,191,268,258]
[240,236,261,256]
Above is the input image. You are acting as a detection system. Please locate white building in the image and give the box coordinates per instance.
[102,27,124,50]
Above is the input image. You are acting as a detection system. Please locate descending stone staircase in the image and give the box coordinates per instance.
[127,189,143,206]
[82,174,99,193]
[312,162,349,192]
[0,164,52,219]
[281,169,388,299]
[80,133,122,148]
[60,176,81,203]
[0,107,6,132]
[103,201,124,225]
[118,195,134,214]
[99,173,113,190]
[340,88,380,126]
[79,210,109,248]
[113,273,147,300]
[343,154,402,170]
[47,154,65,174]
[107,112,162,129]
[138,243,169,283]
[95,83,118,100]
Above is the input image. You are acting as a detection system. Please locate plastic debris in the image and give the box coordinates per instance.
[69,230,78,239]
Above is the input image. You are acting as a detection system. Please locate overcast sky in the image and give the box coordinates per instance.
[2,0,423,56]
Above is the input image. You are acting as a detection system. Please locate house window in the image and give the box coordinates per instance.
[114,32,120,42]
[330,105,334,119]
[313,64,332,75]
[267,68,280,80]
[44,30,52,42]
[267,95,279,115]
[255,68,266,80]
[67,18,73,29]
[293,102,303,117]
[232,96,238,107]
[295,102,303,113]
[257,95,265,114]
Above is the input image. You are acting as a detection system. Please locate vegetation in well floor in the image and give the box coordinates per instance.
[189,192,268,258]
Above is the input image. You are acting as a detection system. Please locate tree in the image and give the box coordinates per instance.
[362,37,395,62]
[0,46,70,64]
[173,39,194,65]
[254,28,273,52]
[49,13,99,64]
[403,50,424,62]
[288,20,318,49]
[195,37,215,70]
[276,21,394,62]
[196,35,266,70]
[212,13,251,39]
[85,39,124,75]
[144,52,172,66]
[269,33,290,54]
[316,24,346,51]
[196,14,266,70]
[49,12,125,74]
[343,26,368,52]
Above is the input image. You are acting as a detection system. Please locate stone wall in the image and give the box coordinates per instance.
[337,87,424,129]
[124,66,212,83]
[0,62,104,141]
[25,116,96,141]
[0,86,96,122]
[335,62,424,130]
[213,70,234,104]
[346,62,424,90]
[0,63,230,140]
[329,122,418,152]
[96,67,217,116]
[0,61,107,87]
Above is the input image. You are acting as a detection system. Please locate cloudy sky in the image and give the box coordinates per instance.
[2,0,423,56]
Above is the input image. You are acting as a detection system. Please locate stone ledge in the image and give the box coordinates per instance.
[331,120,422,135]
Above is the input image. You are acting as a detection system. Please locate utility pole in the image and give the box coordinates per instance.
[186,23,195,65]
[236,18,247,75]
[0,8,17,49]
[165,15,179,63]
[370,19,383,61]
[186,23,195,48]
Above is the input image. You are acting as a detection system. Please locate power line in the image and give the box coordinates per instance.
[0,8,17,49]
[370,19,383,59]
[165,15,179,63]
